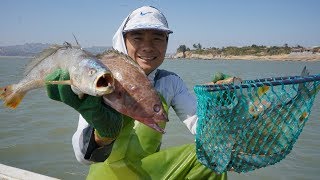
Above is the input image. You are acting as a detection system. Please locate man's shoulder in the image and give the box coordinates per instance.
[155,69,180,80]
[154,69,185,90]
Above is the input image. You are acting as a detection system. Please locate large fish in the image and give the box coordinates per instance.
[97,50,168,133]
[0,42,114,108]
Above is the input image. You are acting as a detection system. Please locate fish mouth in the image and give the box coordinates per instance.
[95,72,115,95]
[149,123,165,134]
[136,113,168,134]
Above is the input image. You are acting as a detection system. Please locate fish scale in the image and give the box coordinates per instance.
[99,50,168,133]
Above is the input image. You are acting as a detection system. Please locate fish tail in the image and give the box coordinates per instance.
[0,85,25,109]
[300,66,310,77]
[298,66,310,91]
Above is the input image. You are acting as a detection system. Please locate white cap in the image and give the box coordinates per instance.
[123,6,173,34]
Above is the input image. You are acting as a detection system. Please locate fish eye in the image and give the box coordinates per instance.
[153,104,160,112]
[88,69,96,76]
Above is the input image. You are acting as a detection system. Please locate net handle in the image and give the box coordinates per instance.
[195,74,320,92]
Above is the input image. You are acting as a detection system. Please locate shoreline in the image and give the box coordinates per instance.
[1,54,320,62]
[171,52,320,61]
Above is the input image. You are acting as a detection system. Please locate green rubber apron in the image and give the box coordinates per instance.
[87,96,227,180]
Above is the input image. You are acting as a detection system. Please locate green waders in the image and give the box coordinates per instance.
[87,98,227,180]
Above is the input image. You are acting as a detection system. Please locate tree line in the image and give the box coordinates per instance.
[177,43,320,56]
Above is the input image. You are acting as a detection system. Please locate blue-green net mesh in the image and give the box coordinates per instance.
[194,70,320,174]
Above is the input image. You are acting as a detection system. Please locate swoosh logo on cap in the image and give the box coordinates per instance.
[140,11,152,16]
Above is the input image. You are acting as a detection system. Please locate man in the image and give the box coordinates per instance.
[46,6,227,179]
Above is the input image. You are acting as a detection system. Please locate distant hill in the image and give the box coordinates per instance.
[84,46,112,55]
[0,43,51,56]
[0,43,111,56]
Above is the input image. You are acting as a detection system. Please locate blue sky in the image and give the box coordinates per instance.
[1,0,319,53]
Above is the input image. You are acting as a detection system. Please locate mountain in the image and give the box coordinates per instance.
[0,43,51,56]
[0,43,111,56]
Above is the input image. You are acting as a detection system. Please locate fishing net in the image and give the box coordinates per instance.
[194,69,320,174]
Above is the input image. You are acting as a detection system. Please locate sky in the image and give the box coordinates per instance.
[1,0,320,53]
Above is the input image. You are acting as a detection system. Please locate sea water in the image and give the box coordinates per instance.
[0,57,319,179]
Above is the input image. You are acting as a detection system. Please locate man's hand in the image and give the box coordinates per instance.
[45,69,123,140]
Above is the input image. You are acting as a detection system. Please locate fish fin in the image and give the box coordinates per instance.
[257,85,270,97]
[63,42,72,48]
[72,33,82,49]
[24,45,63,76]
[0,85,25,109]
[46,80,72,85]
[300,66,310,77]
[71,85,84,98]
[297,66,310,91]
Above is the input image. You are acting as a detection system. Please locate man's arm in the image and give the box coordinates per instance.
[45,69,123,164]
[72,115,116,164]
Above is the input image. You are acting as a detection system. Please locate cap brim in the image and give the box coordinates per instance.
[123,26,173,34]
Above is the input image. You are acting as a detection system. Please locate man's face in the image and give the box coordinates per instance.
[125,30,168,75]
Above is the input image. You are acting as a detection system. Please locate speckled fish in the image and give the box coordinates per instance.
[98,50,168,133]
[0,42,114,109]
